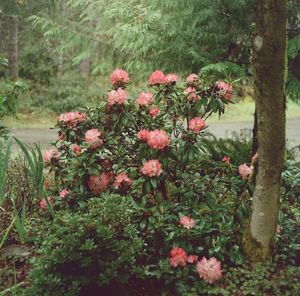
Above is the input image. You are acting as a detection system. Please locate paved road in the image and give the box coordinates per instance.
[9,118,300,150]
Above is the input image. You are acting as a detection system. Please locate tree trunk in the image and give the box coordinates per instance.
[57,51,64,76]
[80,58,91,79]
[251,106,258,157]
[8,15,18,80]
[244,0,286,261]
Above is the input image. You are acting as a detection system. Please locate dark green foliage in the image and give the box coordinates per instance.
[278,159,300,262]
[19,74,105,114]
[26,194,143,296]
[192,259,300,296]
[202,131,252,166]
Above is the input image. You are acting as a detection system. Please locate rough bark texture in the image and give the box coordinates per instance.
[244,0,286,261]
[251,107,258,157]
[8,15,18,80]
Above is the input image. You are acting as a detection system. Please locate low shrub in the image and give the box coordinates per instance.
[26,194,143,296]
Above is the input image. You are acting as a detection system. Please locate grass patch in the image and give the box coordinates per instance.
[210,97,300,122]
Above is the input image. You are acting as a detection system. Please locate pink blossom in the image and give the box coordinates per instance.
[58,112,86,124]
[85,129,103,149]
[44,180,50,190]
[186,73,199,85]
[40,196,54,209]
[110,69,129,86]
[222,156,231,164]
[216,81,233,100]
[165,73,179,84]
[170,247,188,268]
[135,92,154,107]
[187,255,198,264]
[196,257,222,284]
[149,106,160,118]
[276,225,281,234]
[59,189,70,198]
[188,117,206,133]
[58,112,86,127]
[184,87,200,101]
[238,163,254,180]
[149,70,167,85]
[179,216,196,229]
[107,88,129,106]
[73,144,81,155]
[137,129,149,141]
[87,173,112,194]
[113,172,132,189]
[43,148,60,163]
[251,152,259,165]
[146,130,170,150]
[141,160,163,177]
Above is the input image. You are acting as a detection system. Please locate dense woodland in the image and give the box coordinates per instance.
[0,0,300,115]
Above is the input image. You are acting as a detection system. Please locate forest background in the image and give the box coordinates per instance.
[0,0,300,127]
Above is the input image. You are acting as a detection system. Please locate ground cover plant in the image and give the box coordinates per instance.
[0,70,299,296]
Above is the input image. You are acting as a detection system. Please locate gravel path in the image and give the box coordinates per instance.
[9,118,300,151]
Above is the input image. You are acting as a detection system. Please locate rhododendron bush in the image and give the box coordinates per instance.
[27,70,255,295]
[48,69,233,202]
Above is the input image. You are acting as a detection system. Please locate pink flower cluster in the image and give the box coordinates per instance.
[169,248,222,284]
[149,70,178,86]
[149,106,160,118]
[136,92,154,107]
[165,73,179,84]
[222,156,231,164]
[137,129,170,150]
[141,159,162,177]
[107,88,128,106]
[186,73,199,86]
[184,87,200,102]
[43,148,60,163]
[59,189,70,198]
[137,129,149,141]
[85,129,103,149]
[238,163,254,180]
[169,247,198,267]
[196,257,222,284]
[188,117,206,133]
[110,69,129,86]
[216,81,233,100]
[87,173,112,194]
[73,143,81,155]
[58,112,86,127]
[147,130,170,150]
[179,216,196,229]
[113,172,132,189]
[40,196,54,209]
[169,247,188,267]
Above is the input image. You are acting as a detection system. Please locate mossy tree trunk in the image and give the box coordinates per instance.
[245,0,287,261]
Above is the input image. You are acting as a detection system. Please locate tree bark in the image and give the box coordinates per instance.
[8,15,18,80]
[80,58,91,79]
[251,106,258,157]
[244,0,286,261]
[57,51,64,76]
